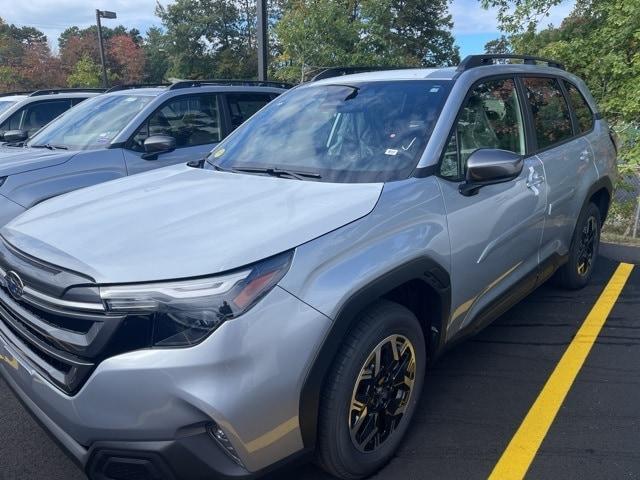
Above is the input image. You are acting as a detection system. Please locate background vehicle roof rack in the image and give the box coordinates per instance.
[29,88,106,96]
[309,66,411,81]
[0,90,33,97]
[168,79,293,90]
[457,54,565,71]
[105,83,172,93]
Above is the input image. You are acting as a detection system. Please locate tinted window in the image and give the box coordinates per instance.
[0,109,23,133]
[131,94,222,151]
[227,93,274,131]
[22,100,72,135]
[28,94,154,150]
[523,77,573,149]
[565,82,594,133]
[440,78,525,181]
[210,81,451,183]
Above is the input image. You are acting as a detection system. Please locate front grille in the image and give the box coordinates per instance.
[0,238,151,394]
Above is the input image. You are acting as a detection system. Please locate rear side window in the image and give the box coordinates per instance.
[226,93,275,131]
[22,100,72,135]
[564,82,594,133]
[440,78,525,181]
[523,77,573,150]
[131,94,222,151]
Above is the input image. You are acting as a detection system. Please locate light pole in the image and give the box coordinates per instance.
[257,0,267,81]
[96,9,117,88]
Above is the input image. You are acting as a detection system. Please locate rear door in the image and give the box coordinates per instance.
[122,93,225,175]
[522,77,598,264]
[438,76,548,335]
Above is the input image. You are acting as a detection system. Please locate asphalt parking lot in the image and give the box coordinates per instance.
[0,247,638,480]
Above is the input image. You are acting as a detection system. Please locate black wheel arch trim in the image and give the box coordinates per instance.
[298,256,451,450]
[584,175,613,222]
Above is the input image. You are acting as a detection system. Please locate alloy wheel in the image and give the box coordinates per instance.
[577,215,598,277]
[348,334,417,453]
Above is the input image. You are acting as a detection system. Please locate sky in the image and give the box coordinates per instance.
[0,0,576,58]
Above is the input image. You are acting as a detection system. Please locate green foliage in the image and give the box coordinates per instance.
[66,55,103,87]
[275,0,459,82]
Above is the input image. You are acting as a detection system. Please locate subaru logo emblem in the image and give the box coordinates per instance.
[5,271,24,300]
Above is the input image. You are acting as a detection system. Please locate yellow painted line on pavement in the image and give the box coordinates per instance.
[489,262,635,480]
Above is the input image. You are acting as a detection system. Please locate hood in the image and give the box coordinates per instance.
[2,164,383,283]
[0,146,75,176]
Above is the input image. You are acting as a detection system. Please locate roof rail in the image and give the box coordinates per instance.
[457,54,565,71]
[168,79,293,90]
[0,90,33,98]
[309,66,412,82]
[30,88,106,96]
[105,83,172,93]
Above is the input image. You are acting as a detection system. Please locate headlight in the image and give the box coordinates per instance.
[99,251,293,346]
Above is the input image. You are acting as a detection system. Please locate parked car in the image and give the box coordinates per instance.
[0,80,288,226]
[0,56,616,480]
[0,88,103,142]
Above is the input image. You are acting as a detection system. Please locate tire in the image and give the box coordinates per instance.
[316,300,426,479]
[555,202,601,290]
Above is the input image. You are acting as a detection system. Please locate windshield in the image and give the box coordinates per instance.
[27,94,154,150]
[208,80,451,183]
[0,100,17,115]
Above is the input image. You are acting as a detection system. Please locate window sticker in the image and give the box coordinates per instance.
[213,148,225,158]
[385,148,398,156]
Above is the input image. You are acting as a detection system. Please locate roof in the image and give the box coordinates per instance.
[0,95,28,102]
[103,84,288,98]
[311,67,458,85]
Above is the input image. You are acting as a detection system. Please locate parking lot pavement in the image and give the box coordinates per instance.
[0,254,637,480]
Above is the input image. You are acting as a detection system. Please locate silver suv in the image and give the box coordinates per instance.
[0,88,102,142]
[0,56,617,480]
[0,81,287,226]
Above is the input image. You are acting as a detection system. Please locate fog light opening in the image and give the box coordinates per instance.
[207,422,245,468]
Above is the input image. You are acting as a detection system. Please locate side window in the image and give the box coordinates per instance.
[440,78,525,181]
[131,94,222,151]
[522,77,573,150]
[226,93,274,131]
[0,109,24,133]
[71,97,89,106]
[22,100,72,135]
[564,82,594,134]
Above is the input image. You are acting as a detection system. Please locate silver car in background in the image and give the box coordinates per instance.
[0,55,617,480]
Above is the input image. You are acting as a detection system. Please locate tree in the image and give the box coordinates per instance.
[109,35,146,83]
[143,27,170,83]
[66,55,103,87]
[275,0,459,82]
[484,35,511,54]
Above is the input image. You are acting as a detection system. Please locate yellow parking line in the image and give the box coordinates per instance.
[489,262,635,480]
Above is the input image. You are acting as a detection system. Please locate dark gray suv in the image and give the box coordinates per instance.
[0,56,617,480]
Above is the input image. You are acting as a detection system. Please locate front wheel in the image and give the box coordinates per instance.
[556,202,601,290]
[316,300,426,479]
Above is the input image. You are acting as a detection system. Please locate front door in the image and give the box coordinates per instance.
[122,93,223,175]
[437,76,547,337]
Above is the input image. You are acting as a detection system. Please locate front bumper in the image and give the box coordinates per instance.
[0,286,331,478]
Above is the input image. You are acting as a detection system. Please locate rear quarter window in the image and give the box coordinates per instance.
[564,82,594,134]
[523,77,573,150]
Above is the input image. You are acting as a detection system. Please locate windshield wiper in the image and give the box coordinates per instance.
[232,166,321,180]
[30,143,69,150]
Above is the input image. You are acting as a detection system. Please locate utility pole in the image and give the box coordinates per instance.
[96,9,117,88]
[257,0,268,81]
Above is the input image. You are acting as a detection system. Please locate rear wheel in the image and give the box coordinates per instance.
[556,202,601,290]
[316,300,426,479]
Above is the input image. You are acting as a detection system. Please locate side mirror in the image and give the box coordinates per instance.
[2,130,29,143]
[142,135,176,160]
[459,149,524,196]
